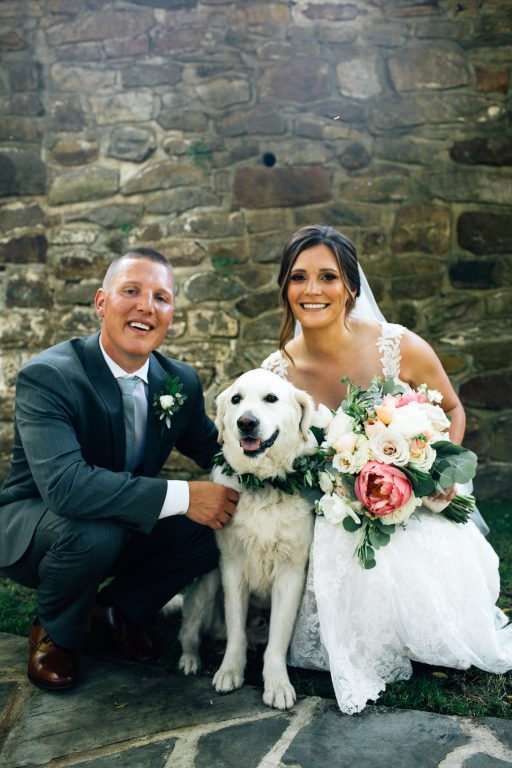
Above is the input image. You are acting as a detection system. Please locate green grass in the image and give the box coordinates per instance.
[1,500,510,717]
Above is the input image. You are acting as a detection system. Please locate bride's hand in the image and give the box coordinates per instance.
[429,486,456,503]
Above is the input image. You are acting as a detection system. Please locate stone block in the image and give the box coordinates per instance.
[336,53,381,99]
[391,257,444,300]
[46,10,154,46]
[7,92,44,116]
[157,110,208,132]
[107,126,156,163]
[450,138,512,167]
[50,63,116,92]
[486,289,512,318]
[260,59,331,103]
[248,231,286,264]
[146,188,220,215]
[122,162,204,195]
[0,150,46,196]
[236,290,278,319]
[393,205,450,254]
[460,372,511,409]
[0,235,47,264]
[150,240,207,268]
[121,62,182,88]
[475,66,510,94]
[54,43,104,62]
[427,295,483,335]
[0,310,51,350]
[339,173,413,204]
[196,77,251,109]
[457,211,512,255]
[151,26,204,54]
[6,269,52,308]
[49,95,87,131]
[53,249,108,280]
[234,168,331,208]
[0,204,46,232]
[449,261,499,290]
[339,143,371,171]
[218,106,286,137]
[66,204,144,229]
[474,465,512,500]
[427,168,511,206]
[128,0,198,7]
[48,167,119,205]
[184,272,245,302]
[243,311,281,342]
[196,715,290,768]
[388,47,469,91]
[0,31,26,51]
[91,91,157,125]
[467,340,512,372]
[49,138,98,166]
[302,3,361,20]
[8,60,43,91]
[104,36,150,58]
[168,211,244,238]
[0,115,41,142]
[372,93,502,131]
[188,309,238,337]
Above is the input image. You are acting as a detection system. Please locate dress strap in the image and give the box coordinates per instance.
[261,350,289,379]
[377,322,405,380]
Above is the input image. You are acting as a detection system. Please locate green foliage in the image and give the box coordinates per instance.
[211,252,239,277]
[185,139,212,168]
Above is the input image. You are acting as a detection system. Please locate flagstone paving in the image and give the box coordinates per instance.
[1,632,511,768]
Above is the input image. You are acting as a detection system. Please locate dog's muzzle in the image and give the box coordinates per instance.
[237,413,279,457]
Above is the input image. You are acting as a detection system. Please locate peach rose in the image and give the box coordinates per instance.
[354,461,412,517]
[374,398,396,425]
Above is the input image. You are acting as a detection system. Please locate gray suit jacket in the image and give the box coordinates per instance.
[0,332,218,567]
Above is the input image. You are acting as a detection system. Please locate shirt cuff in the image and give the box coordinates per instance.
[159,480,190,519]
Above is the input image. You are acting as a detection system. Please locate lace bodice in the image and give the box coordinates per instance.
[261,322,406,382]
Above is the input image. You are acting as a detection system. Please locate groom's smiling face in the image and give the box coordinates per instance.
[287,244,352,327]
[95,256,175,372]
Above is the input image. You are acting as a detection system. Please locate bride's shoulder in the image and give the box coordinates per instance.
[261,349,289,378]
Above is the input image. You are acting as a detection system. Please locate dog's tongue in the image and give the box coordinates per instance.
[240,437,262,452]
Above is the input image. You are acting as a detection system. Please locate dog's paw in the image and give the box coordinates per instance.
[263,680,296,710]
[178,653,200,675]
[213,666,244,693]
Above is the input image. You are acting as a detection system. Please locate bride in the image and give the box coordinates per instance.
[262,224,512,715]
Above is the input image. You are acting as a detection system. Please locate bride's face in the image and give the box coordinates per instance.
[286,244,352,328]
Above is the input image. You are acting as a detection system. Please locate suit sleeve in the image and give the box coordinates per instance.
[174,367,219,470]
[14,362,165,534]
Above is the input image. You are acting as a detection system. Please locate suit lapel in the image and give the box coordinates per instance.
[144,354,170,475]
[83,333,125,471]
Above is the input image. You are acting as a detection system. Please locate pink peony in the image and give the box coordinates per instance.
[395,391,428,408]
[354,461,412,516]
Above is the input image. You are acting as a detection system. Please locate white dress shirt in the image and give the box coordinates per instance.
[99,340,189,518]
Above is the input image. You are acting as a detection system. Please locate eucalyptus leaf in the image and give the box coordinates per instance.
[343,516,361,532]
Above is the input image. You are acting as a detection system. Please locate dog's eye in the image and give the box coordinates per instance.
[264,393,278,403]
[231,394,241,404]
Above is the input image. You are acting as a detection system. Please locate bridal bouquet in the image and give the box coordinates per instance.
[313,378,478,569]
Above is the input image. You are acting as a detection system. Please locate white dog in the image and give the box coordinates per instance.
[178,368,316,710]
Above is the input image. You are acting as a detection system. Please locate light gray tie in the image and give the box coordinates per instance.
[118,376,141,471]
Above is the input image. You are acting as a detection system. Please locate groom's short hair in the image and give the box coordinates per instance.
[102,247,175,294]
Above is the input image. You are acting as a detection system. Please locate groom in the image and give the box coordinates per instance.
[0,247,238,691]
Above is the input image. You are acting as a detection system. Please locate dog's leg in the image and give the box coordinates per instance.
[213,561,250,693]
[262,566,306,710]
[178,568,221,675]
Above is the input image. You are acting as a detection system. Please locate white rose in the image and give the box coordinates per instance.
[332,435,370,474]
[312,403,334,430]
[319,471,335,494]
[369,428,409,466]
[325,411,355,445]
[320,494,360,526]
[408,440,436,472]
[427,388,443,404]
[379,493,422,526]
[422,403,450,434]
[388,403,431,439]
[160,394,175,410]
[364,418,386,438]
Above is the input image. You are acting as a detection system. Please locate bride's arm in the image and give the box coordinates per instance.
[399,330,466,445]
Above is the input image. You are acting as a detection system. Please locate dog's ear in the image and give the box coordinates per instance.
[215,387,230,444]
[294,387,315,440]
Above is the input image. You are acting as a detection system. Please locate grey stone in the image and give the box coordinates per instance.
[184,272,245,302]
[90,92,157,125]
[121,162,204,195]
[6,269,52,309]
[243,312,282,342]
[336,53,382,99]
[388,47,470,91]
[8,60,43,92]
[50,63,116,92]
[0,204,46,232]
[427,169,512,206]
[48,167,119,205]
[107,126,156,163]
[0,235,47,264]
[168,212,244,238]
[61,739,177,768]
[480,717,512,751]
[48,95,86,131]
[0,115,42,142]
[236,290,278,319]
[196,77,251,109]
[121,62,181,88]
[146,188,220,216]
[282,704,469,768]
[0,150,46,196]
[197,715,290,768]
[66,204,144,229]
[188,309,238,337]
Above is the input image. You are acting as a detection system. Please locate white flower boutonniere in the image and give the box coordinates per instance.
[153,373,187,430]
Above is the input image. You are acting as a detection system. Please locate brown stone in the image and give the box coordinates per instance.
[475,66,510,94]
[339,143,371,171]
[146,188,220,216]
[49,96,86,131]
[196,77,251,109]
[66,204,144,229]
[489,415,512,462]
[0,235,47,264]
[393,205,450,254]
[259,60,331,103]
[457,211,512,255]
[0,204,46,232]
[236,290,278,319]
[449,137,512,166]
[54,250,108,280]
[391,258,444,300]
[91,92,156,125]
[122,62,182,88]
[46,10,154,46]
[122,162,205,195]
[151,26,205,55]
[460,372,511,410]
[234,168,331,208]
[6,270,52,308]
[107,126,156,163]
[49,138,99,166]
[388,47,469,91]
[104,36,150,58]
[449,261,500,290]
[427,295,483,335]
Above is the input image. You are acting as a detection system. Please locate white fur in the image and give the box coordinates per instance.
[178,369,315,710]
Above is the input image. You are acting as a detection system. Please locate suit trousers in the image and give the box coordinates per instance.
[2,509,219,650]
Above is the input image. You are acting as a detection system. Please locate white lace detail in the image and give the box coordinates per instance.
[262,327,509,715]
[261,350,289,379]
[376,322,405,379]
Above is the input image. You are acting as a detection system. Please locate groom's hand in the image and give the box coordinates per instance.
[186,481,239,530]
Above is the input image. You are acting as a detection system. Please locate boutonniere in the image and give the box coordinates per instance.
[153,373,187,430]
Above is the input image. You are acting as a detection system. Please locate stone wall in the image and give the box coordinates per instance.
[0,0,511,497]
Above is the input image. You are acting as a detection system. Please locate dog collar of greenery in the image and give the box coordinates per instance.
[212,450,323,497]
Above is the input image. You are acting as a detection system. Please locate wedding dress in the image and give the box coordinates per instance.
[261,322,512,714]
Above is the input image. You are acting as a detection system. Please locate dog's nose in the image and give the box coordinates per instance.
[237,413,259,435]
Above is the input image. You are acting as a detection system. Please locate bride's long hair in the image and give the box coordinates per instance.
[277,224,361,358]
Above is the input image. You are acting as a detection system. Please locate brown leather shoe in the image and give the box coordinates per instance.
[28,624,77,691]
[89,603,158,663]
